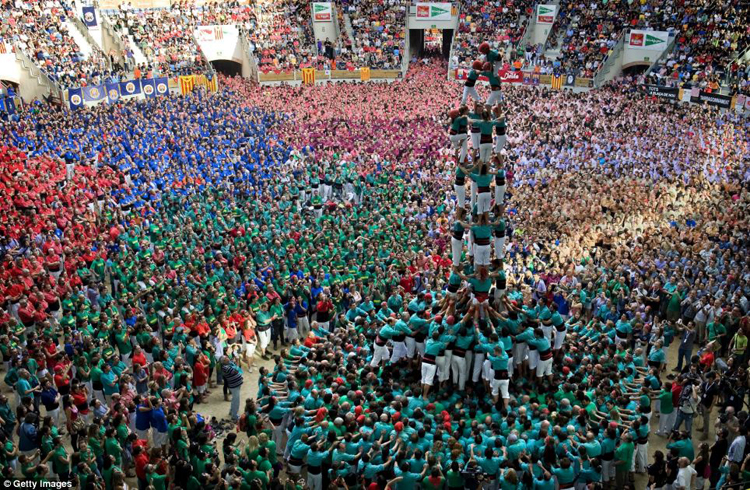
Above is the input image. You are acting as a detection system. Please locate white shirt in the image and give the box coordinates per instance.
[675,466,696,489]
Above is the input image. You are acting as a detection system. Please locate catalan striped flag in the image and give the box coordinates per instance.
[550,73,563,90]
[301,67,315,85]
[208,76,218,92]
[360,67,370,82]
[214,26,223,40]
[179,75,195,95]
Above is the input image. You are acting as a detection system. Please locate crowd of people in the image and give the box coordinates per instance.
[104,1,234,77]
[0,0,113,89]
[0,24,749,490]
[451,0,535,71]
[339,0,406,70]
[546,0,749,88]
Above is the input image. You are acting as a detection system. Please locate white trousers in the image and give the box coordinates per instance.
[461,85,481,105]
[258,329,271,350]
[390,341,407,363]
[421,363,437,386]
[450,133,468,162]
[455,183,466,208]
[472,352,485,382]
[486,89,502,106]
[473,243,491,266]
[479,142,493,163]
[471,132,481,150]
[451,237,463,266]
[477,191,491,214]
[494,236,506,260]
[495,183,506,205]
[451,354,468,390]
[371,344,390,366]
[494,134,507,153]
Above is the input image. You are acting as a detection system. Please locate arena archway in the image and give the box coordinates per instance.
[211,60,242,77]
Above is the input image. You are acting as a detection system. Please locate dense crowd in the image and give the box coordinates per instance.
[0,32,749,490]
[250,0,316,71]
[104,1,235,76]
[451,0,535,70]
[0,0,113,89]
[339,0,406,70]
[546,0,749,87]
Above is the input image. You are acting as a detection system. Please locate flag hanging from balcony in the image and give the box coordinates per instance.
[360,67,370,82]
[301,68,315,85]
[208,75,218,93]
[180,75,195,95]
[550,72,563,90]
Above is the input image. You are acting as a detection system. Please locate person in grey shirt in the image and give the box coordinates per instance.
[674,320,696,372]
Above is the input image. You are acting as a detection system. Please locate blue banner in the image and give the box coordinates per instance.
[82,6,97,27]
[141,78,157,98]
[0,98,17,114]
[120,79,141,96]
[83,85,105,102]
[155,77,169,96]
[106,82,120,103]
[68,88,84,109]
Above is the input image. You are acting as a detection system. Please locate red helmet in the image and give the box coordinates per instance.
[482,62,492,71]
[479,42,490,54]
[448,108,460,119]
[472,60,483,71]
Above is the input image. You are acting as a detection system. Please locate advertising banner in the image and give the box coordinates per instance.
[536,5,557,24]
[691,91,732,109]
[628,30,669,50]
[640,84,679,101]
[312,2,333,21]
[416,3,452,21]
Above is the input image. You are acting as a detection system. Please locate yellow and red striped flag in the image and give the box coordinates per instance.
[179,75,195,95]
[301,67,315,85]
[550,73,563,90]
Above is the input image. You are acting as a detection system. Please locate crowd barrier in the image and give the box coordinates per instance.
[258,69,401,84]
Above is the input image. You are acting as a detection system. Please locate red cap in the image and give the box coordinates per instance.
[434,315,443,324]
[472,60,483,70]
[395,422,404,432]
[479,42,490,54]
[305,379,314,387]
[426,403,435,411]
[392,411,401,421]
[562,366,570,375]
[357,414,365,424]
[444,422,452,430]
[424,294,432,301]
[446,315,455,325]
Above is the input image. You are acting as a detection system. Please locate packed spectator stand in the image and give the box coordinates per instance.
[451,0,535,70]
[0,0,114,90]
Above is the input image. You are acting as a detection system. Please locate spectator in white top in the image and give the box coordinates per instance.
[674,457,697,490]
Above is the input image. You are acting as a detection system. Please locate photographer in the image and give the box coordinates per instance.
[673,378,699,433]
